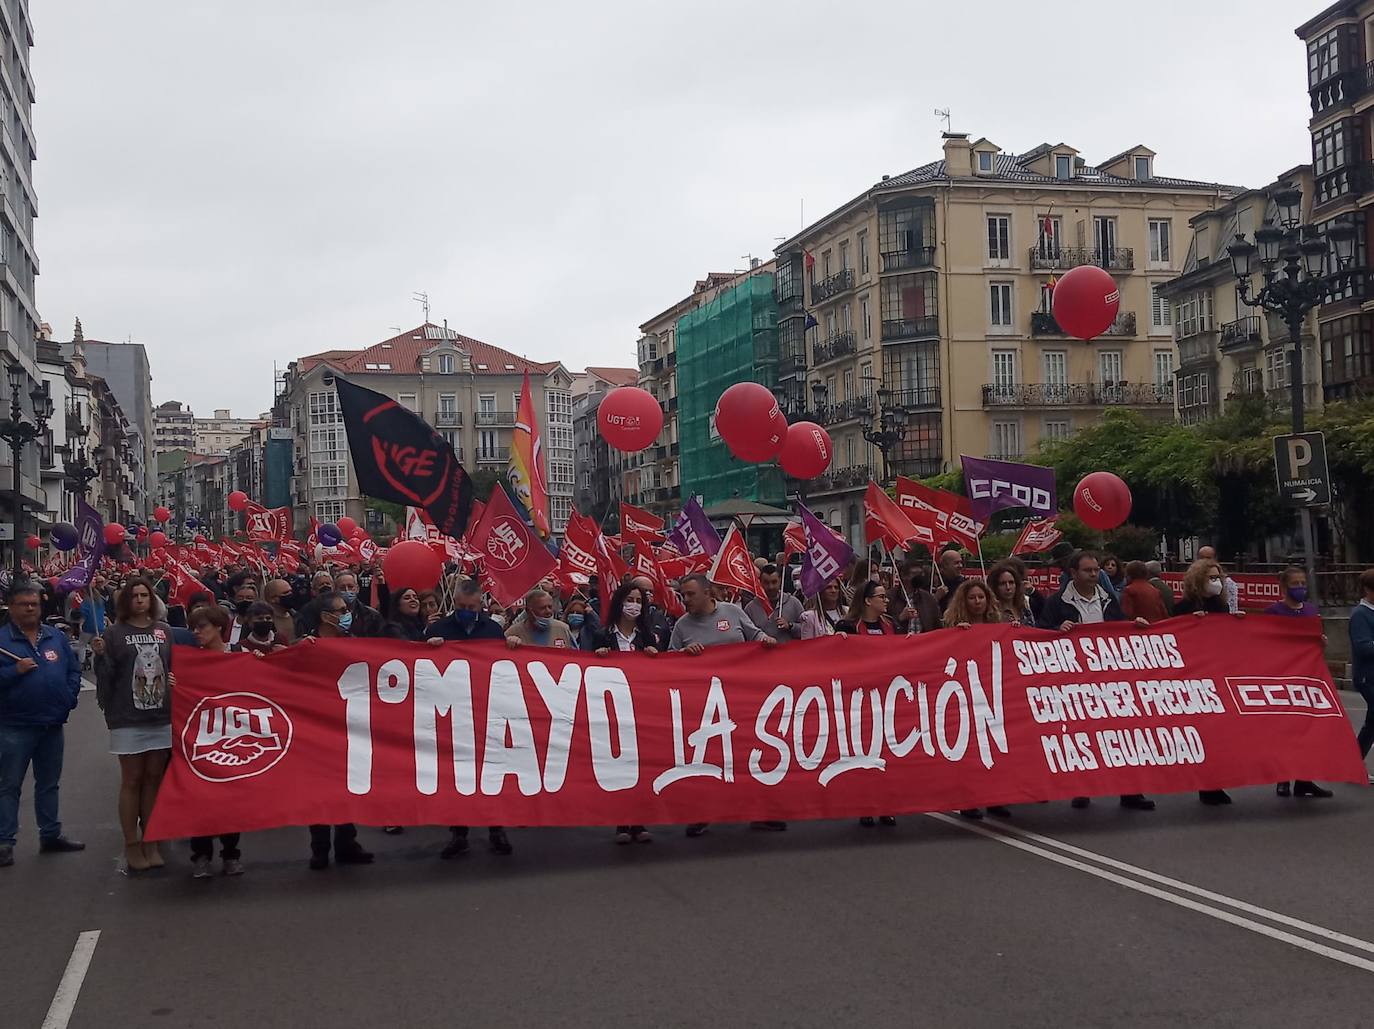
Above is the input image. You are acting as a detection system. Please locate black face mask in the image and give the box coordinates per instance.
[234,599,252,615]
[250,622,273,639]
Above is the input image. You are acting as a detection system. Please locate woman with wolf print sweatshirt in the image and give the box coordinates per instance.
[93,575,175,873]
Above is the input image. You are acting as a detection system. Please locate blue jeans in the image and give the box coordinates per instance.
[0,723,65,846]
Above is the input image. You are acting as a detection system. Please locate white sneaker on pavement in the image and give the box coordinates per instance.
[191,856,213,879]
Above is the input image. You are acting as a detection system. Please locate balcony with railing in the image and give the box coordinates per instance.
[820,396,874,426]
[1309,61,1373,116]
[1218,316,1262,353]
[1177,334,1217,368]
[812,330,857,366]
[1313,160,1374,210]
[1028,246,1134,272]
[810,464,871,493]
[475,409,515,426]
[981,382,1174,408]
[880,247,937,273]
[810,268,855,304]
[1030,310,1136,337]
[886,386,942,410]
[778,345,806,377]
[432,409,462,427]
[881,314,939,343]
[475,447,510,464]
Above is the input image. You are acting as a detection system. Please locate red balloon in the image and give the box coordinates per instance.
[1051,265,1120,340]
[1073,471,1132,530]
[597,387,664,453]
[779,421,833,479]
[337,516,358,537]
[154,506,171,523]
[103,523,127,546]
[715,382,788,463]
[149,530,168,548]
[24,534,39,550]
[136,527,149,542]
[227,490,249,512]
[383,539,443,591]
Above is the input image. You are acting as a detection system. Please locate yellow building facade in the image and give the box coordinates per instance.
[771,132,1239,538]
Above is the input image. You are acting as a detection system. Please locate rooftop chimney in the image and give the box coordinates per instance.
[942,132,973,177]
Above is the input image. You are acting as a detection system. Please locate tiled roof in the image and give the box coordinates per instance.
[879,152,1242,194]
[585,366,638,387]
[298,324,558,377]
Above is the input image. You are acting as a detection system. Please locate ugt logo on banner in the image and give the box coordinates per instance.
[183,692,293,782]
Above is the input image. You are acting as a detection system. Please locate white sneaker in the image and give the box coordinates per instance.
[191,856,213,879]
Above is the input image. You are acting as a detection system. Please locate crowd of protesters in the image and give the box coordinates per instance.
[0,542,1371,878]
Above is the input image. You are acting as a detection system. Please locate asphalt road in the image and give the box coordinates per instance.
[4,688,1372,1029]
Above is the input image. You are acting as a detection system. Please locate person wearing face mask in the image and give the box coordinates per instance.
[295,591,374,869]
[221,573,260,646]
[563,595,601,651]
[185,605,245,878]
[1264,567,1333,799]
[505,588,575,649]
[235,602,284,656]
[593,582,658,843]
[329,571,387,638]
[263,578,296,645]
[427,581,510,643]
[1176,558,1247,805]
[629,575,673,651]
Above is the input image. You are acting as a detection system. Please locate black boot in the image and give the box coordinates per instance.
[1293,780,1333,799]
[1199,789,1232,806]
[1120,794,1156,811]
[488,828,513,855]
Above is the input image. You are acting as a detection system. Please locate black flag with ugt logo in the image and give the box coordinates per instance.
[335,376,474,539]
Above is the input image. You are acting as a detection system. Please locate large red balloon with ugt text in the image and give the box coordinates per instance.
[1073,471,1132,530]
[597,387,664,453]
[715,382,787,463]
[383,539,443,591]
[1051,265,1120,340]
[779,421,833,479]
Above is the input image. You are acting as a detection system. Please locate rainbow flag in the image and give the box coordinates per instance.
[508,368,551,538]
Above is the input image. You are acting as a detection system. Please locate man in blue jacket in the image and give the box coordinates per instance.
[1351,567,1374,773]
[0,582,85,867]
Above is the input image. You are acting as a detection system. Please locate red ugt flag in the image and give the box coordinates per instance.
[708,525,769,615]
[471,487,556,608]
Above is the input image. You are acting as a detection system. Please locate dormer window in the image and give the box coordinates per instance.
[1134,155,1151,180]
[438,353,455,374]
[977,151,993,173]
[1054,155,1072,180]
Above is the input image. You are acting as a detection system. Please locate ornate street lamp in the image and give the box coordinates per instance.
[0,367,52,579]
[863,388,909,485]
[1225,182,1364,591]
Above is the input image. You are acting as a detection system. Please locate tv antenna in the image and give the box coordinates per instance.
[934,107,952,133]
[412,291,431,324]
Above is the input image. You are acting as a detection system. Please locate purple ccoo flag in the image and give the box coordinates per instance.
[57,498,107,592]
[799,502,855,599]
[665,496,721,557]
[960,455,1057,521]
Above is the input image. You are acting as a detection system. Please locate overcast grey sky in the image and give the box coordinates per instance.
[33,1,1313,416]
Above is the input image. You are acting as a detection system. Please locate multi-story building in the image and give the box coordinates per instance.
[279,323,573,533]
[773,130,1238,544]
[153,400,196,453]
[1295,3,1374,401]
[0,5,50,567]
[67,334,155,520]
[1158,167,1322,424]
[636,269,759,522]
[35,337,81,527]
[88,374,140,525]
[572,366,637,522]
[194,408,265,456]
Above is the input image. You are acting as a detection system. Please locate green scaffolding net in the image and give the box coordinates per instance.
[677,273,784,508]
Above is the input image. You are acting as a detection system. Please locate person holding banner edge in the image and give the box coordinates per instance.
[1038,551,1156,813]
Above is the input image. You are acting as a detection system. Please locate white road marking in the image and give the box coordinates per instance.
[983,817,1374,956]
[928,813,1374,974]
[41,930,100,1029]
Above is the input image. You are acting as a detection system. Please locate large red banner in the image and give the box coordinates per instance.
[145,618,1365,839]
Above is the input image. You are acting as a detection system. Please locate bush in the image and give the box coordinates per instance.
[1103,523,1161,561]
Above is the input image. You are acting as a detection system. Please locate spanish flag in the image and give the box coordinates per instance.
[508,368,551,538]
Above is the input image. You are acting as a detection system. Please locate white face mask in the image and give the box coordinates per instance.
[490,613,507,627]
[622,602,642,619]
[1205,578,1223,597]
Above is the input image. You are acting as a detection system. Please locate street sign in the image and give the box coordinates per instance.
[0,523,12,541]
[1273,431,1331,507]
